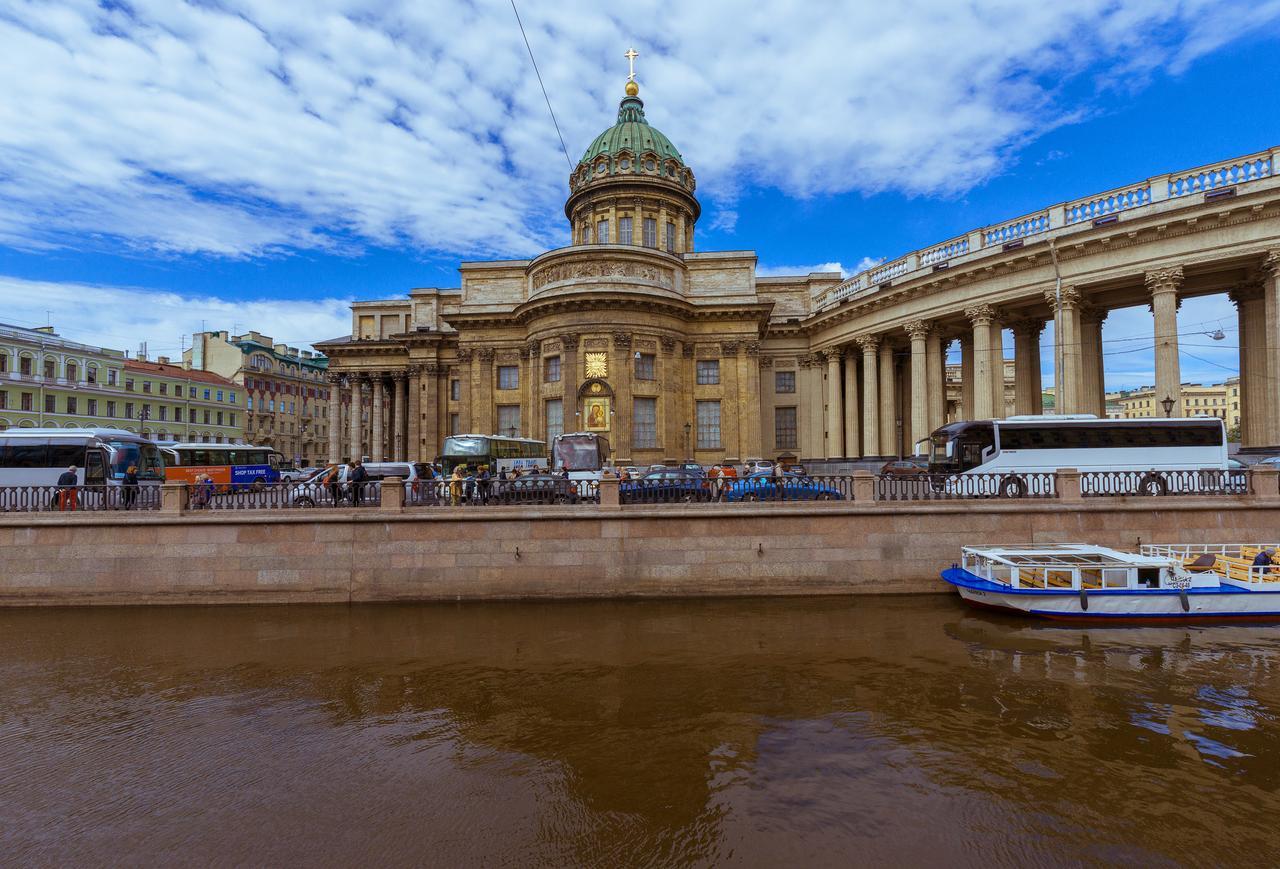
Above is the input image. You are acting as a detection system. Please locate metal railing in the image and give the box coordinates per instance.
[0,484,161,512]
[1081,469,1248,497]
[421,477,599,507]
[876,472,1057,501]
[189,481,382,510]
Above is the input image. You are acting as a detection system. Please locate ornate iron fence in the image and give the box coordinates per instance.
[1081,469,1248,497]
[188,481,382,510]
[0,485,161,512]
[875,472,1057,501]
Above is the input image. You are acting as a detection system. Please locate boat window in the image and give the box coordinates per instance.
[989,564,1013,585]
[1016,568,1046,588]
[1103,568,1130,589]
[1080,568,1104,589]
[1137,568,1160,588]
[1046,569,1074,589]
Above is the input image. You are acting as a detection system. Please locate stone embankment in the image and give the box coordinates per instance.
[2,471,1279,606]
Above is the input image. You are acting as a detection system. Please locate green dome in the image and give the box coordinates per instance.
[579,95,684,166]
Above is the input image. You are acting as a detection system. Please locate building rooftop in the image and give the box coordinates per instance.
[125,358,238,386]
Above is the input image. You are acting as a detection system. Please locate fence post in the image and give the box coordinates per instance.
[379,477,405,513]
[1056,468,1082,502]
[852,470,876,502]
[1250,466,1280,501]
[598,472,620,510]
[160,482,188,515]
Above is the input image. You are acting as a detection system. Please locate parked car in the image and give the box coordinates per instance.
[678,462,706,476]
[744,460,774,474]
[289,462,432,507]
[880,458,929,476]
[492,473,583,505]
[723,472,845,502]
[277,465,310,482]
[620,469,710,503]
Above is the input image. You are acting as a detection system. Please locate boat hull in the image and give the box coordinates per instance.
[941,568,1280,622]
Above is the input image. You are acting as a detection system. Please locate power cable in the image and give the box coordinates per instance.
[510,0,574,171]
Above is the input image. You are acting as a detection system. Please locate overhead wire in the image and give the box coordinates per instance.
[509,0,574,171]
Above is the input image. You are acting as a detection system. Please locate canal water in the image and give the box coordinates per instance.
[2,596,1278,866]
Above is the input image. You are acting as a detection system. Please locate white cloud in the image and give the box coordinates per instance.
[708,210,739,233]
[0,275,353,357]
[0,0,1275,260]
[756,257,884,278]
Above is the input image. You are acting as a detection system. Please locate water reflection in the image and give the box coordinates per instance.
[1,597,1278,865]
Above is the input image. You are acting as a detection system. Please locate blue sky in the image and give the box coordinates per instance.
[1,0,1278,388]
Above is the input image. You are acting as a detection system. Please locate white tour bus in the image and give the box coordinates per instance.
[550,432,611,493]
[439,434,548,476]
[926,415,1228,496]
[0,427,166,507]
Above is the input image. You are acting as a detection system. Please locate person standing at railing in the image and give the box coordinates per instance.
[121,465,139,510]
[348,460,368,507]
[449,465,465,507]
[56,465,78,512]
[191,473,214,510]
[477,465,492,505]
[321,464,342,507]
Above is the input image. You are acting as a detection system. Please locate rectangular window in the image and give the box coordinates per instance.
[216,390,223,402]
[86,367,96,384]
[44,359,55,379]
[643,217,657,248]
[496,404,521,437]
[449,413,460,435]
[203,389,211,400]
[246,397,253,410]
[229,413,236,427]
[86,398,97,416]
[696,359,720,385]
[204,410,211,424]
[596,220,609,244]
[633,398,657,449]
[158,406,167,421]
[497,365,519,390]
[106,401,116,418]
[619,216,633,245]
[545,399,563,444]
[142,381,151,393]
[229,392,236,404]
[775,407,798,449]
[45,394,55,413]
[20,357,31,376]
[696,401,721,450]
[159,382,168,395]
[0,356,6,373]
[189,386,196,398]
[775,370,796,393]
[544,356,561,383]
[124,402,133,419]
[22,392,33,411]
[217,411,223,426]
[0,391,6,410]
[666,222,676,253]
[107,369,117,386]
[634,353,655,380]
[66,396,77,414]
[450,379,460,401]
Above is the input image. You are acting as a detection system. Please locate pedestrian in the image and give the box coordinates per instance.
[477,464,492,505]
[121,464,139,510]
[56,465,79,512]
[322,463,342,507]
[191,473,214,509]
[348,460,368,506]
[708,464,723,502]
[450,465,465,507]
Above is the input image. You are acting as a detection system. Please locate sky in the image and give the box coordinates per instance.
[1,0,1278,388]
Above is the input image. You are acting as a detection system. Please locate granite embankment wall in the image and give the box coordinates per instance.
[1,498,1278,606]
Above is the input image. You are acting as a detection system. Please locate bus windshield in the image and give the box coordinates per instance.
[442,436,489,456]
[107,440,165,480]
[553,434,608,472]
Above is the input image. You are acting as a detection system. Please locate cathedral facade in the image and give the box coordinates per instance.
[317,77,839,467]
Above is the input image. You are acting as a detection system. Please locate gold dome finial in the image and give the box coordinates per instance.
[624,47,639,96]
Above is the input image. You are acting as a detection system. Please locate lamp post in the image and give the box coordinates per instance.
[895,417,903,460]
[137,404,151,438]
[683,422,691,459]
[1161,395,1175,418]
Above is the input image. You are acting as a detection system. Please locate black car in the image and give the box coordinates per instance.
[620,469,710,504]
[492,473,582,505]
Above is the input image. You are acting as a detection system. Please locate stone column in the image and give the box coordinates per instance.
[843,347,860,458]
[960,333,974,420]
[966,305,996,419]
[719,340,740,462]
[1232,281,1266,448]
[823,350,843,458]
[878,341,896,456]
[661,337,680,461]
[1011,321,1044,416]
[326,374,341,463]
[476,348,495,435]
[524,342,540,440]
[608,200,618,245]
[561,334,580,425]
[1262,250,1280,446]
[371,376,385,461]
[1080,308,1107,417]
[455,349,473,433]
[925,330,944,433]
[613,331,634,462]
[1146,267,1184,417]
[904,321,930,448]
[803,354,824,460]
[407,364,423,460]
[391,370,406,460]
[988,316,1005,418]
[857,336,880,457]
[1046,286,1084,414]
[742,341,763,461]
[348,376,363,462]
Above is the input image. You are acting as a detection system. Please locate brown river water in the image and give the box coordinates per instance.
[2,596,1279,866]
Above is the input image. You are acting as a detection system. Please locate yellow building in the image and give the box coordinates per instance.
[123,357,243,443]
[1113,379,1240,431]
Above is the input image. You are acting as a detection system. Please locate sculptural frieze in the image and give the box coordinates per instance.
[532,259,674,290]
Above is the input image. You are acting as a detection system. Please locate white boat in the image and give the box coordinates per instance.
[941,543,1280,622]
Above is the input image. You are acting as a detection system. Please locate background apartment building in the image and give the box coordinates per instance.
[186,330,331,467]
[122,358,243,443]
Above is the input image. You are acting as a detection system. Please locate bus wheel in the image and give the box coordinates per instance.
[999,476,1027,499]
[1138,474,1167,497]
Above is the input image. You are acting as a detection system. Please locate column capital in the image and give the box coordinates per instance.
[854,334,880,354]
[903,319,931,341]
[964,304,997,326]
[1262,249,1280,278]
[1008,319,1046,338]
[390,368,408,382]
[1079,304,1108,327]
[743,340,761,357]
[1144,266,1184,295]
[720,340,741,356]
[821,348,843,363]
[1043,285,1082,311]
[455,347,473,363]
[759,355,775,369]
[611,330,632,350]
[561,332,581,350]
[1229,278,1266,306]
[421,362,443,376]
[799,353,822,369]
[476,347,496,363]
[681,342,695,358]
[325,371,344,384]
[660,335,677,354]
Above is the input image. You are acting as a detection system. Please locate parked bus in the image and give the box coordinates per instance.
[551,432,611,480]
[160,443,287,489]
[927,415,1228,495]
[439,434,547,476]
[0,428,165,507]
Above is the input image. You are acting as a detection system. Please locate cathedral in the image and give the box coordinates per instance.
[318,71,842,467]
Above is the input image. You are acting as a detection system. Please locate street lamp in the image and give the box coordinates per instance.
[1161,395,1175,418]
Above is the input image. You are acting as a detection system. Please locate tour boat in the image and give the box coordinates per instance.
[941,543,1280,622]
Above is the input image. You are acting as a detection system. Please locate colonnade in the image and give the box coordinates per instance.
[326,369,419,464]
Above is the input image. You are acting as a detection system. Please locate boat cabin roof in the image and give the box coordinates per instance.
[961,544,1168,569]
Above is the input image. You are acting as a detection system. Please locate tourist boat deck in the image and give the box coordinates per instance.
[941,543,1280,621]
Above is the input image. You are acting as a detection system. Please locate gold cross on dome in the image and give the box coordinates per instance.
[624,48,639,82]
